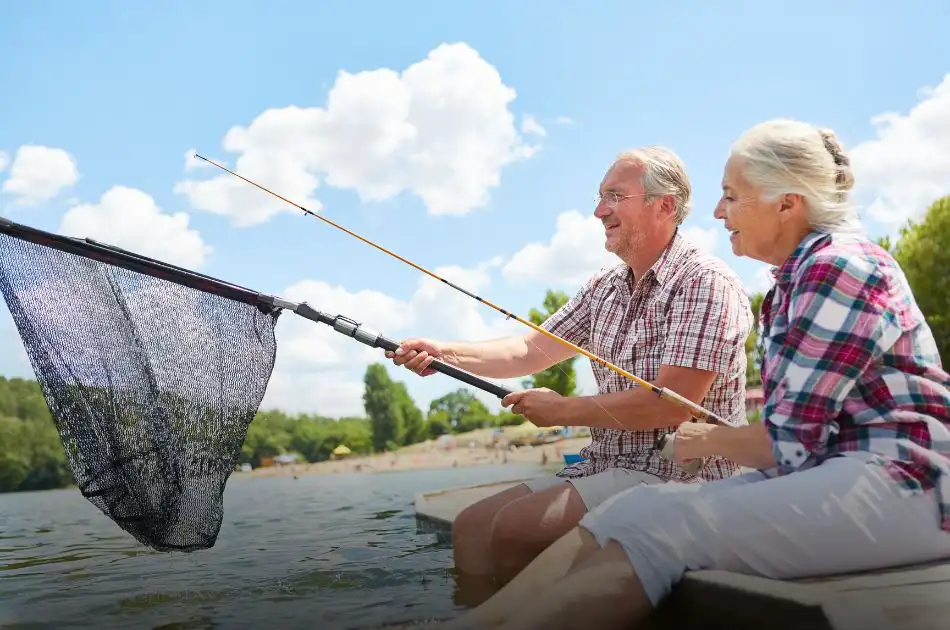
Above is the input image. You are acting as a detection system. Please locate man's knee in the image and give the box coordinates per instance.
[452,483,532,547]
[490,483,588,549]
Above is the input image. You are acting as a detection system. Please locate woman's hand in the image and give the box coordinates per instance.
[673,421,779,470]
[671,421,720,463]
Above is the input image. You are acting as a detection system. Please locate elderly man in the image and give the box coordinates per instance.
[387,146,754,585]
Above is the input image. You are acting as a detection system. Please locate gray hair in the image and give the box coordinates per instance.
[729,119,860,232]
[615,146,692,224]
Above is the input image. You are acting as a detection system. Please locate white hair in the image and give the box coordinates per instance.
[616,146,692,224]
[729,119,860,232]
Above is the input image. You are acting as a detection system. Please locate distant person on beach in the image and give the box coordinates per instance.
[417,119,950,630]
[386,146,754,585]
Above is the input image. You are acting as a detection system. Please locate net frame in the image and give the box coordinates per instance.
[0,217,512,551]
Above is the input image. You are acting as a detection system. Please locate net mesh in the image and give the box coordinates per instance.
[0,233,280,552]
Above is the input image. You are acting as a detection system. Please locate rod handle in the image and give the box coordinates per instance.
[375,336,513,400]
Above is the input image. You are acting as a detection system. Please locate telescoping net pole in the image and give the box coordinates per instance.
[0,219,282,552]
[0,218,513,552]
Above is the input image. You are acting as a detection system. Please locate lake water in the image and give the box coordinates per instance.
[0,463,548,629]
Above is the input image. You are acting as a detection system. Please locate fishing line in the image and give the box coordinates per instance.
[193,154,726,473]
[193,154,725,428]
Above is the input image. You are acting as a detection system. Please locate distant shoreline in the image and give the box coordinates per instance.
[238,437,590,479]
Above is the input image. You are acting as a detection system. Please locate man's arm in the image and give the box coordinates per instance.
[562,268,753,431]
[439,329,579,379]
[391,269,600,379]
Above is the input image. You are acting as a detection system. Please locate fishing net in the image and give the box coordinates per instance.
[0,225,280,552]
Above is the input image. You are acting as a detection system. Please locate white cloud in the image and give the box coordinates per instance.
[0,151,9,173]
[680,225,719,254]
[59,185,212,269]
[500,215,718,290]
[182,148,217,172]
[850,73,950,228]
[1,145,79,206]
[521,114,547,137]
[745,264,775,296]
[501,210,616,287]
[175,42,540,227]
[260,255,526,417]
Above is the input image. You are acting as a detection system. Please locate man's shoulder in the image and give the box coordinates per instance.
[582,261,629,291]
[667,240,747,297]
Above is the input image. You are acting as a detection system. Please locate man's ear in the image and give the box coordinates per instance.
[659,194,677,219]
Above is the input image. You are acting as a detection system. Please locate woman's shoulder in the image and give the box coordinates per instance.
[793,231,897,289]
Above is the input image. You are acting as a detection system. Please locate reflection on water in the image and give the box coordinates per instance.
[0,464,545,629]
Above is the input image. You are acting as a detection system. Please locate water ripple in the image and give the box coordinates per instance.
[0,463,546,629]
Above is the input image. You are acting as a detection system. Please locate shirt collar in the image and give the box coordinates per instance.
[610,229,689,290]
[771,230,833,286]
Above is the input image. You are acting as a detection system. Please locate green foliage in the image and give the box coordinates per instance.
[362,363,425,451]
[745,292,766,387]
[889,195,950,362]
[523,290,578,395]
[240,410,373,467]
[0,377,74,493]
[0,285,588,493]
[428,389,494,433]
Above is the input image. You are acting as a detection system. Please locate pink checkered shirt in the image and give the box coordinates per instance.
[542,230,754,482]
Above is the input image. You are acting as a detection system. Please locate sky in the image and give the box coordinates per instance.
[1,0,949,418]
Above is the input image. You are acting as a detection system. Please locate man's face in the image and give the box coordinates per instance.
[594,161,656,258]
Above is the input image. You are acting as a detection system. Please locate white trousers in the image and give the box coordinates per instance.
[578,455,950,607]
[523,468,665,511]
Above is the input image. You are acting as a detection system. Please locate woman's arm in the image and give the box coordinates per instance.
[704,422,777,469]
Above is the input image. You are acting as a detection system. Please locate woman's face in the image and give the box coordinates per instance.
[713,156,786,265]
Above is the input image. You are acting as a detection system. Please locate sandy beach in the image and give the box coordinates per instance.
[242,436,591,478]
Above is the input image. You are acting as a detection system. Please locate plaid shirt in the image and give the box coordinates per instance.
[760,230,950,530]
[541,230,753,482]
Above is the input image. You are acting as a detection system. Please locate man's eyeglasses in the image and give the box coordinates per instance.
[594,191,651,209]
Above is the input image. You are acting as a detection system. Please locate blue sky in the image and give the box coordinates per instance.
[2,0,949,417]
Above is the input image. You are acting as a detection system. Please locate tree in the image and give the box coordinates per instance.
[890,195,950,362]
[428,388,494,433]
[362,363,425,450]
[745,292,766,387]
[523,289,578,396]
[425,411,452,438]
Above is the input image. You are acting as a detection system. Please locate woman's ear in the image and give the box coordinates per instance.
[777,193,804,221]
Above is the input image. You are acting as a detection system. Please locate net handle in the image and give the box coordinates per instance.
[0,217,514,401]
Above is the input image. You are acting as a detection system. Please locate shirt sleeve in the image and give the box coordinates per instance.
[765,252,903,471]
[539,269,606,350]
[661,270,753,375]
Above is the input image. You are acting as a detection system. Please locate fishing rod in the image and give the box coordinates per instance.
[193,154,728,429]
[0,216,513,401]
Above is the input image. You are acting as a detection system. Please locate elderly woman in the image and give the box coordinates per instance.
[424,119,950,630]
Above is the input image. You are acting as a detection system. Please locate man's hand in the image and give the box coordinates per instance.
[384,338,450,377]
[670,421,719,463]
[501,388,568,426]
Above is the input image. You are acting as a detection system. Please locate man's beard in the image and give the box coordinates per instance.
[608,227,645,258]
